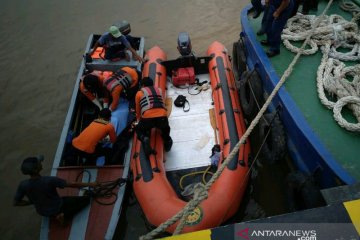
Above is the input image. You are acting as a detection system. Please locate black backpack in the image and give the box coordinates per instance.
[174,95,190,112]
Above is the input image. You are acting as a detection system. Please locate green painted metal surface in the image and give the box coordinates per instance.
[249,1,360,181]
[351,0,360,6]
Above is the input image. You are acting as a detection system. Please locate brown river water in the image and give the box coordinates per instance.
[0,1,290,239]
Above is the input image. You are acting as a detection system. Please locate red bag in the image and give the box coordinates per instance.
[172,67,195,87]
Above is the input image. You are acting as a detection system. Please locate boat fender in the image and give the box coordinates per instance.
[239,69,263,121]
[258,112,286,164]
[232,37,247,80]
[286,171,325,211]
[174,95,190,112]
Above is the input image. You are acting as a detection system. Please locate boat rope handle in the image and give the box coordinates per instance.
[139,2,334,239]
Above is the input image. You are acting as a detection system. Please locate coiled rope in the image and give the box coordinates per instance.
[282,1,360,132]
[282,14,360,60]
[316,44,360,131]
[139,1,334,239]
[339,0,360,15]
[76,170,127,205]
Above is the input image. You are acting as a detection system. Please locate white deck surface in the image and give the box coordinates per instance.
[164,74,216,171]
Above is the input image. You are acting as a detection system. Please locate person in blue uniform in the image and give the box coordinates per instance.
[256,1,271,36]
[302,0,318,14]
[251,0,264,19]
[260,0,294,57]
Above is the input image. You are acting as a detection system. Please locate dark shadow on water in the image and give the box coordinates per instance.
[115,181,171,240]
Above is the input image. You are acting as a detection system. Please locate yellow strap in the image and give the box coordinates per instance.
[162,229,211,240]
[343,199,360,235]
[94,118,109,125]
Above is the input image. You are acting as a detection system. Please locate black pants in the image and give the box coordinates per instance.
[302,0,318,13]
[291,0,302,17]
[60,196,90,221]
[104,45,126,60]
[136,116,171,156]
[136,116,171,143]
[73,145,113,165]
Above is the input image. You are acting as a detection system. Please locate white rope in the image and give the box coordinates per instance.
[340,0,360,15]
[282,3,360,132]
[282,14,360,60]
[334,96,360,131]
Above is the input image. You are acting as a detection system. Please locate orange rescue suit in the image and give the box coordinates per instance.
[72,119,116,154]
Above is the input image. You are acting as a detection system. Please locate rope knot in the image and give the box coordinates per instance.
[192,183,208,200]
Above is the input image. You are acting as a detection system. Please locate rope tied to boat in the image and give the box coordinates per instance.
[282,1,360,132]
[140,2,334,239]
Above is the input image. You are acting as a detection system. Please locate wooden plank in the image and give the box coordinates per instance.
[166,97,173,117]
[209,108,218,144]
[85,167,124,240]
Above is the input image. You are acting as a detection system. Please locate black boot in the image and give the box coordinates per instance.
[164,137,173,152]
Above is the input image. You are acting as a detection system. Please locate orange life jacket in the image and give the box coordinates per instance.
[104,69,132,92]
[139,86,165,116]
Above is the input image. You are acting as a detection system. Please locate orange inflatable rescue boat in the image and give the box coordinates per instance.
[130,39,251,233]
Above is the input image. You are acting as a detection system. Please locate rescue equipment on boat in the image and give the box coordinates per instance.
[257,112,286,164]
[177,32,193,56]
[174,94,190,112]
[131,42,251,234]
[239,69,263,122]
[232,35,247,79]
[172,67,196,87]
[113,20,131,35]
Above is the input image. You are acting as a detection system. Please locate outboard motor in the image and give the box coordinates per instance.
[177,32,192,56]
[113,20,131,35]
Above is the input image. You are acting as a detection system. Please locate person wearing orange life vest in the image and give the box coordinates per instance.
[134,77,173,156]
[83,67,139,111]
[103,66,140,111]
[80,70,111,110]
[72,108,116,164]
